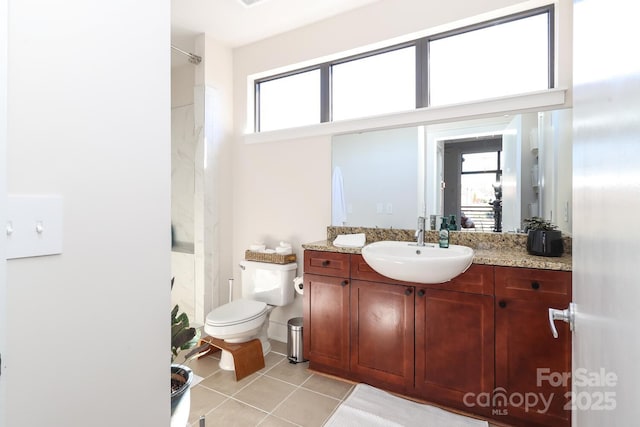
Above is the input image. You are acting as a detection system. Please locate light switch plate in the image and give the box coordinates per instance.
[6,195,63,259]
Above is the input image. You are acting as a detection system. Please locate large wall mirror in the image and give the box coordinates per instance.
[331,109,572,234]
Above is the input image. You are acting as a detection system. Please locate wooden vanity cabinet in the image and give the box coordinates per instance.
[303,250,573,427]
[494,266,572,427]
[414,267,495,414]
[351,256,495,407]
[350,279,415,393]
[302,251,351,375]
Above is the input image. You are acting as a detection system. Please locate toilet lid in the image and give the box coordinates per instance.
[206,299,268,327]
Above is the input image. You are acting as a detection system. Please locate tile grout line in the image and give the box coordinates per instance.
[261,375,305,425]
[188,342,353,427]
[260,360,314,424]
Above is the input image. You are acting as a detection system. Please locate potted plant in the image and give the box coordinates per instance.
[171,278,210,417]
[523,217,564,257]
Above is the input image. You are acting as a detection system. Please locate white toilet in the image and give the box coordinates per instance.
[204,260,297,371]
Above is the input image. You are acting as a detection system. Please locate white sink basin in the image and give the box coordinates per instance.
[361,241,474,284]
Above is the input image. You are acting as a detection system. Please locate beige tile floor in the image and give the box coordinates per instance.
[183,340,354,427]
[183,339,506,427]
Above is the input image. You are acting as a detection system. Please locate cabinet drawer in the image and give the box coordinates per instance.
[495,266,571,303]
[304,250,350,277]
[443,264,494,295]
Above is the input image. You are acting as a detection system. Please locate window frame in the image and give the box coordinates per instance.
[328,42,418,122]
[253,4,555,133]
[426,5,555,106]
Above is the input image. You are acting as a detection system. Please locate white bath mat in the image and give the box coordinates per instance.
[324,384,488,427]
[190,373,204,388]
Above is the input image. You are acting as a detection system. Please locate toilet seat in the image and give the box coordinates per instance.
[205,299,268,327]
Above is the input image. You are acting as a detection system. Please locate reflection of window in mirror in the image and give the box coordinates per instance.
[443,137,502,232]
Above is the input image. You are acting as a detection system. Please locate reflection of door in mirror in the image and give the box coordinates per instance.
[436,113,540,233]
[443,139,502,232]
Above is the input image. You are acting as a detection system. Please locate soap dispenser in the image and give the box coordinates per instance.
[439,217,449,248]
[448,214,457,231]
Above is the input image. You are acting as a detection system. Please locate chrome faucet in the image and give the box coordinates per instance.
[415,216,426,246]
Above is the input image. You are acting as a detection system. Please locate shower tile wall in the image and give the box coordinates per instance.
[172,103,196,319]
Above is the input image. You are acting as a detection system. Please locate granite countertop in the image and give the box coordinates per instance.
[302,227,572,272]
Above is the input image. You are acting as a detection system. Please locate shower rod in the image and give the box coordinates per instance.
[171,45,202,65]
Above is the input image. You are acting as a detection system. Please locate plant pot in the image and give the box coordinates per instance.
[171,364,193,415]
[526,230,564,257]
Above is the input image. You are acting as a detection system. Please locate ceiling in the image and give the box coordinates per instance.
[171,0,380,66]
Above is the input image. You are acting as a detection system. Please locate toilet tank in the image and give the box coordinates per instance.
[240,260,297,306]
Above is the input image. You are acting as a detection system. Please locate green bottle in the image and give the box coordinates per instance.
[439,217,449,248]
[448,214,457,231]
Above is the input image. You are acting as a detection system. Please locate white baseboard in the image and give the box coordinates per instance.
[267,319,288,343]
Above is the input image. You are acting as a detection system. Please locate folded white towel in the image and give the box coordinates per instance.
[249,243,266,252]
[333,233,366,248]
[275,246,292,255]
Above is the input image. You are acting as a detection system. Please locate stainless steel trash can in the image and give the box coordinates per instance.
[287,317,306,364]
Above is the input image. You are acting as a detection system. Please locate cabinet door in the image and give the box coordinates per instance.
[414,288,495,413]
[303,273,350,373]
[495,268,572,427]
[350,280,415,392]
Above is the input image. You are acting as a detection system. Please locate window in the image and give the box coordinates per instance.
[429,12,551,106]
[332,46,416,121]
[253,6,553,132]
[257,69,321,132]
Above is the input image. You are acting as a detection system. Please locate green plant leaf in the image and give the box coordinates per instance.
[523,216,558,231]
[172,327,196,350]
[171,278,202,362]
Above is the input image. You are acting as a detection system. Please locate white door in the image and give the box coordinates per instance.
[0,0,7,424]
[573,0,640,424]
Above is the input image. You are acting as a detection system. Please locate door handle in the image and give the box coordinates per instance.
[548,303,575,338]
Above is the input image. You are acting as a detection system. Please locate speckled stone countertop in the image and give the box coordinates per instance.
[301,226,572,272]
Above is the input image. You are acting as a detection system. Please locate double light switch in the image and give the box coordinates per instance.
[5,195,63,259]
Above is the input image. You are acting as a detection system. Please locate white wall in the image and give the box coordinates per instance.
[519,113,539,226]
[0,0,7,423]
[232,0,572,339]
[6,1,170,426]
[540,108,572,234]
